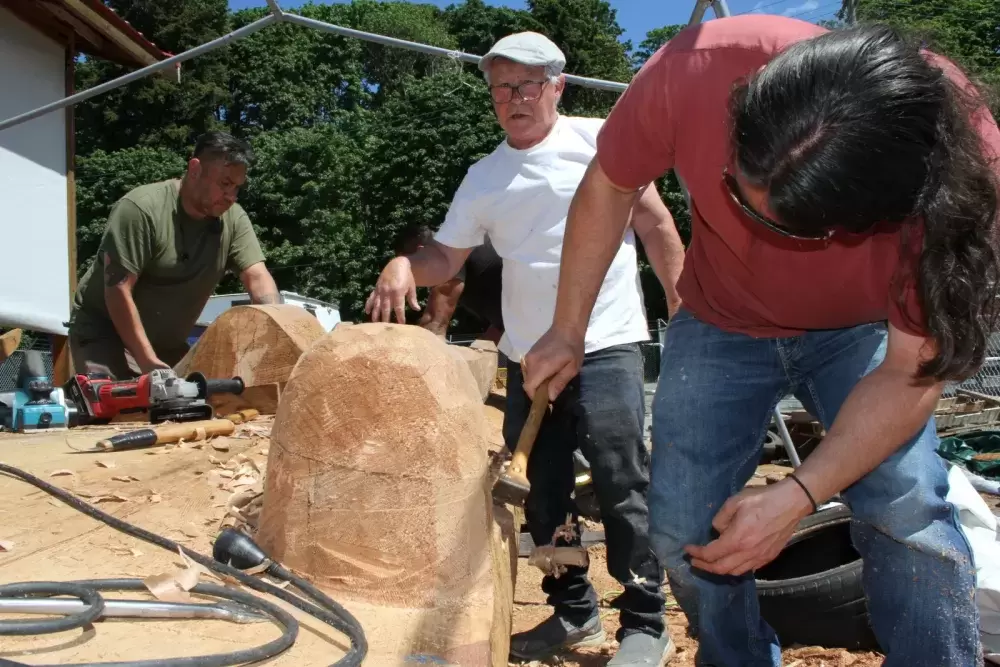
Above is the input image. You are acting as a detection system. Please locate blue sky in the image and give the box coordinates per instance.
[228,0,841,51]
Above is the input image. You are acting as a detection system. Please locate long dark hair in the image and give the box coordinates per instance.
[729,23,1000,382]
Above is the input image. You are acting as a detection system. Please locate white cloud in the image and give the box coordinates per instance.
[782,0,820,16]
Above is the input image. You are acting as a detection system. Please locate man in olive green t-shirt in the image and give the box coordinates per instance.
[69,131,281,380]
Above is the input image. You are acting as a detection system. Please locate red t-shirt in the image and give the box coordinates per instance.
[597,14,1000,338]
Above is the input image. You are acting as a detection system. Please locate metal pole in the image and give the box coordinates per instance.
[281,13,628,93]
[688,0,712,25]
[0,13,279,133]
[772,407,802,468]
[711,0,733,18]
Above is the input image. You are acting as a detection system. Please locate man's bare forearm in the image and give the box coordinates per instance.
[241,265,282,304]
[794,367,942,504]
[634,213,685,314]
[408,243,464,288]
[553,161,639,338]
[419,280,464,336]
[105,288,156,362]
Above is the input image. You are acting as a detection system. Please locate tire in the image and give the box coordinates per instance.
[756,503,879,650]
[759,430,782,464]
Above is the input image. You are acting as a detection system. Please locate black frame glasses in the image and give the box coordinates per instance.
[488,79,549,104]
[722,167,833,241]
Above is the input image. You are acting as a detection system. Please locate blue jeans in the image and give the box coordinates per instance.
[505,344,665,640]
[650,309,980,667]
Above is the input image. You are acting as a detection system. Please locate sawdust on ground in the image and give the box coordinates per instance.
[0,407,882,667]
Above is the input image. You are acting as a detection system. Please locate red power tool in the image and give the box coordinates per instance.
[65,368,245,425]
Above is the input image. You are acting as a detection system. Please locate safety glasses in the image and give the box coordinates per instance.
[722,167,833,241]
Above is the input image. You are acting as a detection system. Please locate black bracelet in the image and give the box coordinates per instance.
[787,472,819,513]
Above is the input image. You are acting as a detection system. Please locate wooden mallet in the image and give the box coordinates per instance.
[492,378,550,507]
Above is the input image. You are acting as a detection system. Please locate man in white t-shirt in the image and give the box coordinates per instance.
[365,31,685,666]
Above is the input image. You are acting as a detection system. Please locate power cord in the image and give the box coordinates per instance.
[0,462,367,667]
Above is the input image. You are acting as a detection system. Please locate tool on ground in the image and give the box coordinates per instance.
[92,417,237,452]
[0,350,74,432]
[65,367,245,425]
[492,378,550,507]
[0,596,269,624]
[0,461,368,667]
[223,408,259,424]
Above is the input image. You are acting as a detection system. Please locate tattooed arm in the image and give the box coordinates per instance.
[240,262,283,305]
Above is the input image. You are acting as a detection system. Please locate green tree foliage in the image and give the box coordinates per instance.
[227,5,366,137]
[74,0,232,154]
[234,121,370,311]
[443,0,540,56]
[75,148,187,276]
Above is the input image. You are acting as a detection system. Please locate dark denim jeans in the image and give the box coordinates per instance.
[505,343,666,641]
[650,309,980,667]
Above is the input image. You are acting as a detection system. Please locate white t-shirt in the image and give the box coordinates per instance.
[435,115,649,362]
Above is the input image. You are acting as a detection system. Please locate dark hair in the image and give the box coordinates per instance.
[730,23,1000,382]
[193,131,255,167]
[393,224,435,256]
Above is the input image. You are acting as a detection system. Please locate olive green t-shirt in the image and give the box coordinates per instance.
[71,179,266,352]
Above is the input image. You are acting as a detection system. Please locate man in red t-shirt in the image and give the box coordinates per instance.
[522,15,1000,666]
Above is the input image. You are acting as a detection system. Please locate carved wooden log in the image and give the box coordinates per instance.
[256,323,515,666]
[447,339,499,402]
[174,305,325,395]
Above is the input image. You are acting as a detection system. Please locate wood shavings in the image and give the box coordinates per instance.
[208,455,222,465]
[96,460,117,469]
[211,440,230,452]
[49,469,75,477]
[92,493,130,504]
[180,524,201,538]
[143,558,204,603]
[111,475,139,483]
[111,546,144,558]
[0,540,13,552]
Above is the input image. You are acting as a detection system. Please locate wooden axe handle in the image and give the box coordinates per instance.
[508,379,550,476]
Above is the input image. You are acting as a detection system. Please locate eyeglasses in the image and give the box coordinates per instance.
[488,79,549,104]
[722,167,833,241]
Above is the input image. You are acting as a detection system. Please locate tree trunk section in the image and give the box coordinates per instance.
[174,305,325,388]
[256,323,515,666]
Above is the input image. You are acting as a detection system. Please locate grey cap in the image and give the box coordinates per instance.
[478,31,566,74]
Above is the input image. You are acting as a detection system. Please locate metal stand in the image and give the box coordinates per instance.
[772,406,801,468]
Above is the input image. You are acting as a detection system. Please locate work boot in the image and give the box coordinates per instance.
[509,612,605,662]
[607,631,676,666]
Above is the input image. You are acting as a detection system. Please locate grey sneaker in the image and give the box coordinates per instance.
[607,631,676,666]
[509,613,606,662]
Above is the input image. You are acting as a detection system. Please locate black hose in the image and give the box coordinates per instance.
[0,579,298,667]
[0,462,367,667]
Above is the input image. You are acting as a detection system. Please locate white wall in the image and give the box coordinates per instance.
[0,8,70,335]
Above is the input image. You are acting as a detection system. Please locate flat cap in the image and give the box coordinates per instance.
[478,31,566,73]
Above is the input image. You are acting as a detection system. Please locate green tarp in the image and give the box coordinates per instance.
[938,430,1000,480]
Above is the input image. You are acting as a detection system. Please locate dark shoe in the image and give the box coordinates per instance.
[509,613,606,662]
[607,631,676,666]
